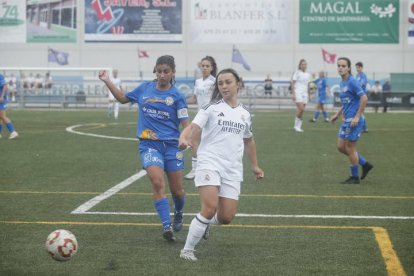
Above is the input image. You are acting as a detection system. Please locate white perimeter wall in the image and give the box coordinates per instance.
[0,0,413,81]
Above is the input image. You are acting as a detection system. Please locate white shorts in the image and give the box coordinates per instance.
[295,91,308,104]
[194,169,241,200]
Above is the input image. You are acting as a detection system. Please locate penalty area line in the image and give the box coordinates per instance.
[71,170,147,214]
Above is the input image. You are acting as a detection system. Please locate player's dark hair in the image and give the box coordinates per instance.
[337,57,352,75]
[201,56,218,77]
[211,68,241,102]
[153,55,176,85]
[298,59,307,70]
[355,61,363,67]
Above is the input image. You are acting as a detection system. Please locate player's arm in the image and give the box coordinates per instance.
[290,80,296,101]
[330,108,343,124]
[243,137,264,180]
[179,123,201,150]
[351,94,368,127]
[186,95,197,104]
[99,70,129,104]
[0,83,7,102]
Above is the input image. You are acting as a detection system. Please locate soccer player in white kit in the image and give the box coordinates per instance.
[178,68,264,261]
[184,56,217,180]
[107,69,122,119]
[291,59,311,132]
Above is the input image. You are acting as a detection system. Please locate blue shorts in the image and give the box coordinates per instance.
[338,118,365,141]
[138,139,184,172]
[318,98,326,105]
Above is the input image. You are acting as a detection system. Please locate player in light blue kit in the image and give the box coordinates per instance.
[355,62,368,132]
[310,71,329,123]
[330,57,373,184]
[0,73,19,140]
[99,55,189,241]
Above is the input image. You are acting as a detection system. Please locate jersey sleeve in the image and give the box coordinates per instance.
[192,108,209,129]
[176,92,189,121]
[351,79,365,97]
[125,82,146,103]
[291,71,298,81]
[243,112,253,139]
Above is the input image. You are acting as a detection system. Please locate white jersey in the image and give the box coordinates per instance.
[109,77,121,101]
[193,99,253,181]
[193,75,215,110]
[292,70,311,95]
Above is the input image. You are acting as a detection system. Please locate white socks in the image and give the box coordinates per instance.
[294,117,303,129]
[183,213,209,251]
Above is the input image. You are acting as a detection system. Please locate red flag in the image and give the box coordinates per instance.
[322,49,336,64]
[138,50,149,58]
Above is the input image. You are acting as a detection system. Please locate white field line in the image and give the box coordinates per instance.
[66,123,138,141]
[71,170,147,214]
[78,211,414,220]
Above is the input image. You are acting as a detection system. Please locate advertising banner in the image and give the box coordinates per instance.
[26,0,77,43]
[190,0,291,44]
[300,0,399,43]
[409,0,414,44]
[0,0,26,43]
[84,0,182,43]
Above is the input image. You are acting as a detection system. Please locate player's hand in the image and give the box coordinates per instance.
[350,116,360,127]
[329,115,338,124]
[178,138,192,150]
[252,166,264,180]
[98,70,109,82]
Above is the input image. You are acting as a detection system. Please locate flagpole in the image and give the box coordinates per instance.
[137,46,143,80]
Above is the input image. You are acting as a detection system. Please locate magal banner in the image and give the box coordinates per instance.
[0,0,26,43]
[300,0,399,44]
[190,0,291,44]
[84,0,182,43]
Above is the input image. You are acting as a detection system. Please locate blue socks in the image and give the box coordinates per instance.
[154,198,171,229]
[358,153,367,166]
[322,111,328,119]
[314,111,320,120]
[6,122,15,133]
[0,124,2,133]
[172,193,186,213]
[350,165,359,177]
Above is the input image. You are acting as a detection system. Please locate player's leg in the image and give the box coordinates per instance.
[0,109,18,139]
[311,102,321,122]
[139,141,174,240]
[294,102,305,132]
[181,185,219,261]
[114,102,119,119]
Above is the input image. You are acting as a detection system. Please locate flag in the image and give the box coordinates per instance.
[48,48,69,65]
[232,45,251,71]
[138,50,149,58]
[322,48,336,64]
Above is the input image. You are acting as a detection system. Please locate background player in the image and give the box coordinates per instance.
[291,59,311,132]
[355,62,369,132]
[330,57,373,184]
[0,73,18,139]
[310,71,329,122]
[184,56,217,180]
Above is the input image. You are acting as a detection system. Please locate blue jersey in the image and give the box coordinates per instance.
[126,81,188,141]
[355,72,367,92]
[313,77,327,101]
[339,75,365,120]
[0,74,7,95]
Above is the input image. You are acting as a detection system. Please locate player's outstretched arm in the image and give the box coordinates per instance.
[99,70,129,104]
[244,137,264,180]
[179,123,200,150]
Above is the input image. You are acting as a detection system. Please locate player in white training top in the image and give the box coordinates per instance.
[291,59,311,132]
[184,56,218,180]
[178,68,264,261]
[107,69,122,119]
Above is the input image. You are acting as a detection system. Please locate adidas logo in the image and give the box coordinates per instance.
[218,112,225,117]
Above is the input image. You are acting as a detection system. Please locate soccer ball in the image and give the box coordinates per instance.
[45,229,78,261]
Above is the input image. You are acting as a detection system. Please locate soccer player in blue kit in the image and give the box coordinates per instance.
[99,55,189,241]
[330,57,373,184]
[355,62,369,132]
[310,71,329,123]
[0,73,19,139]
